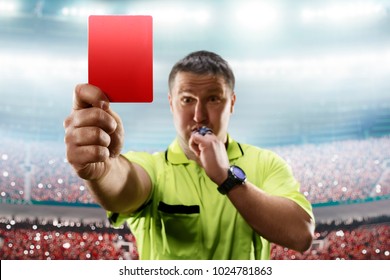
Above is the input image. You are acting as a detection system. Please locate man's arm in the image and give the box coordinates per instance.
[64,84,151,214]
[189,132,314,252]
[227,183,314,252]
[85,155,152,214]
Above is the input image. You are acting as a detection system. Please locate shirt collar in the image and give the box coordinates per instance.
[166,134,244,165]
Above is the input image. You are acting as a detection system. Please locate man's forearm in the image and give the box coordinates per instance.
[86,155,151,214]
[227,181,315,252]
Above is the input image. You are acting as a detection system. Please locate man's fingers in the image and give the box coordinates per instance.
[66,145,110,168]
[65,145,110,180]
[64,83,124,181]
[106,108,124,157]
[68,107,117,135]
[190,132,209,146]
[189,135,201,157]
[189,132,219,158]
[73,83,110,110]
[65,127,111,148]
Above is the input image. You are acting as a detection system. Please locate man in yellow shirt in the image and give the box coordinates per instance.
[64,50,315,259]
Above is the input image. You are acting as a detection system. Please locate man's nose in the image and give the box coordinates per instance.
[193,101,208,123]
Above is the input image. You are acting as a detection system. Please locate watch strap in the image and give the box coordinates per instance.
[217,166,246,195]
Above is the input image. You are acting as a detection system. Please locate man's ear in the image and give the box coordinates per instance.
[168,93,173,113]
[230,92,236,114]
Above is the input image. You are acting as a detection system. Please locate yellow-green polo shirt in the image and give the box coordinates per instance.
[108,136,314,260]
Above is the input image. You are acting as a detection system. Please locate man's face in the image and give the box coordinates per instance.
[168,71,236,147]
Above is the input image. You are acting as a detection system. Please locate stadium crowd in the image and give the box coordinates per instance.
[0,138,26,202]
[271,216,390,260]
[1,136,389,205]
[1,134,389,260]
[29,141,95,203]
[0,216,388,260]
[273,136,390,203]
[0,217,138,260]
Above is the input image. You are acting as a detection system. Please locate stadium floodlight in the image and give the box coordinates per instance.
[61,7,69,16]
[61,5,107,18]
[193,9,210,25]
[230,48,390,81]
[0,0,18,15]
[235,1,280,32]
[128,6,210,26]
[301,2,386,24]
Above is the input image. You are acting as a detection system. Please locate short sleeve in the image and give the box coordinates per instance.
[106,151,157,228]
[122,151,157,183]
[261,150,314,220]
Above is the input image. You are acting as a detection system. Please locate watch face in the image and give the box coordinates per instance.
[232,166,246,180]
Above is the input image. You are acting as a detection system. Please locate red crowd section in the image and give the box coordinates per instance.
[0,219,138,260]
[272,223,390,260]
[0,217,388,260]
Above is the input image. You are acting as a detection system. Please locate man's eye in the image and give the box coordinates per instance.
[182,97,193,103]
[209,96,221,103]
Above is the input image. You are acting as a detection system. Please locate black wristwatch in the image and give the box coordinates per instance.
[218,165,247,195]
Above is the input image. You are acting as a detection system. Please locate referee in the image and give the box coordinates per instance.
[64,50,315,260]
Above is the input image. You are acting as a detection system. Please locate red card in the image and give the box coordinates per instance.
[88,15,153,102]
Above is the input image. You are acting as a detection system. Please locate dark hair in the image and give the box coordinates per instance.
[168,50,235,92]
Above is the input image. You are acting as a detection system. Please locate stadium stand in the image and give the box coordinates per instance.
[0,217,138,260]
[0,216,388,260]
[1,135,389,260]
[274,136,390,203]
[0,138,26,203]
[1,136,389,205]
[272,216,390,260]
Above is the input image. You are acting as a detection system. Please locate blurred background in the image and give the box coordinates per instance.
[0,0,389,260]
